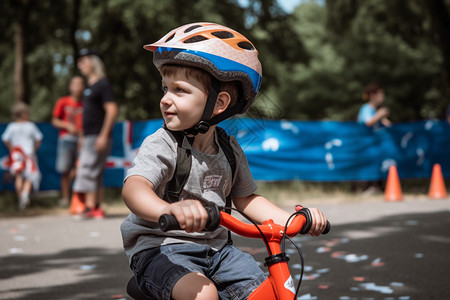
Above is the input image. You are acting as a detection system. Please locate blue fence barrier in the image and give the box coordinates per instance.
[1,119,449,191]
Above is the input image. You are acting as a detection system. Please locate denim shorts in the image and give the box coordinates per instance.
[131,243,267,300]
[55,136,78,173]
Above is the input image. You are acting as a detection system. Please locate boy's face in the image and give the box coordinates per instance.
[160,71,207,131]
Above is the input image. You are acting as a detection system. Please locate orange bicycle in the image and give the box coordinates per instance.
[127,203,330,300]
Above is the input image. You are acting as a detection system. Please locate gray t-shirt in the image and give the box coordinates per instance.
[120,127,257,262]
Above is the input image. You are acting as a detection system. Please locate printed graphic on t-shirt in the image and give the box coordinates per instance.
[203,175,222,191]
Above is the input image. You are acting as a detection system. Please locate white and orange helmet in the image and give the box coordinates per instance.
[144,22,262,134]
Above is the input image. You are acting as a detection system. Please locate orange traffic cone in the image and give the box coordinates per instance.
[384,165,403,202]
[428,164,447,199]
[70,192,86,214]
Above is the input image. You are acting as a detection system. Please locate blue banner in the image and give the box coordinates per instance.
[1,119,449,191]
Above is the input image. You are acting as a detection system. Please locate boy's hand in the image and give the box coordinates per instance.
[307,208,328,237]
[161,200,209,233]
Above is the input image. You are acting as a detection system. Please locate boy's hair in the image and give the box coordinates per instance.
[12,102,30,120]
[362,83,383,101]
[161,64,240,107]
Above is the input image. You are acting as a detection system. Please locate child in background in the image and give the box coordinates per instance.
[52,75,84,206]
[357,83,392,128]
[121,22,328,300]
[2,102,43,209]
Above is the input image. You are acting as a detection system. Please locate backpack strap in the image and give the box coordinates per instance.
[215,127,236,215]
[164,127,236,244]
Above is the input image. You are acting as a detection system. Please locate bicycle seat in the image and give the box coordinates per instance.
[127,276,154,300]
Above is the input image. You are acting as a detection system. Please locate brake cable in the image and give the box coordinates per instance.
[225,207,272,256]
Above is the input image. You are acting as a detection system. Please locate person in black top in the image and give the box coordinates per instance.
[73,49,118,218]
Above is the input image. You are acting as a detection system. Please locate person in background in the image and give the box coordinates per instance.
[73,49,118,218]
[52,75,84,206]
[356,83,392,194]
[357,83,392,128]
[2,102,43,210]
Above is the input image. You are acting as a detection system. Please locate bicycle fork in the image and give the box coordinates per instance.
[248,224,296,299]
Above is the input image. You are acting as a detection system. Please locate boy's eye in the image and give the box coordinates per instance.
[161,86,168,94]
[176,87,185,93]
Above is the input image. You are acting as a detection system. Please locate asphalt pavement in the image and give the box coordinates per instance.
[1,196,449,300]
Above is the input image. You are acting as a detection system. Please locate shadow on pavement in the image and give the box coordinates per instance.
[1,247,132,300]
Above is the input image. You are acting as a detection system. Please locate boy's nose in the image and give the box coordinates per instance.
[160,93,173,106]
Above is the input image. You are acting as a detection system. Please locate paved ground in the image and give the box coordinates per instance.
[1,196,449,299]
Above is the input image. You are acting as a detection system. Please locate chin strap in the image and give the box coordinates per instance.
[183,78,245,136]
[183,78,221,136]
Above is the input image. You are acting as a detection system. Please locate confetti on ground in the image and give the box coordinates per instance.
[404,220,419,226]
[316,268,330,274]
[111,294,126,299]
[331,251,347,258]
[316,246,331,253]
[298,293,318,299]
[414,253,424,258]
[79,264,97,270]
[371,257,385,267]
[360,282,393,294]
[303,265,313,272]
[353,276,365,282]
[398,296,411,300]
[390,282,404,287]
[318,285,329,289]
[343,254,368,263]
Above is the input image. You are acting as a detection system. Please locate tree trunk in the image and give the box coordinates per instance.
[14,0,30,104]
[70,0,81,74]
[425,0,450,83]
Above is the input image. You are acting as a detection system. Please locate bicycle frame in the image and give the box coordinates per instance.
[219,211,307,300]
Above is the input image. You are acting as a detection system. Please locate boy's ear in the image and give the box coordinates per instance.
[213,91,231,116]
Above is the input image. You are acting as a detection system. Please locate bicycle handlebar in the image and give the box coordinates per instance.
[158,203,330,238]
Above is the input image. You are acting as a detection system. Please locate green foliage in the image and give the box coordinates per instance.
[0,0,448,123]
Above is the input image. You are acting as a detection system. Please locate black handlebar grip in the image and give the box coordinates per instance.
[298,208,331,235]
[159,214,181,231]
[158,202,221,232]
[322,221,331,235]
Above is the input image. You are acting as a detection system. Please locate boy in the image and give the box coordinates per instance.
[2,102,42,209]
[121,22,328,300]
[52,75,84,206]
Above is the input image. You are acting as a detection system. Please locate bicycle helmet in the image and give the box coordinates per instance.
[144,22,262,135]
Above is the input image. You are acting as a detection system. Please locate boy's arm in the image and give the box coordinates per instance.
[122,175,208,232]
[233,194,327,236]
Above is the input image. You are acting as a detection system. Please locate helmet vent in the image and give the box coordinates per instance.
[211,31,234,39]
[184,35,208,43]
[165,33,175,42]
[184,25,203,33]
[238,41,255,50]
